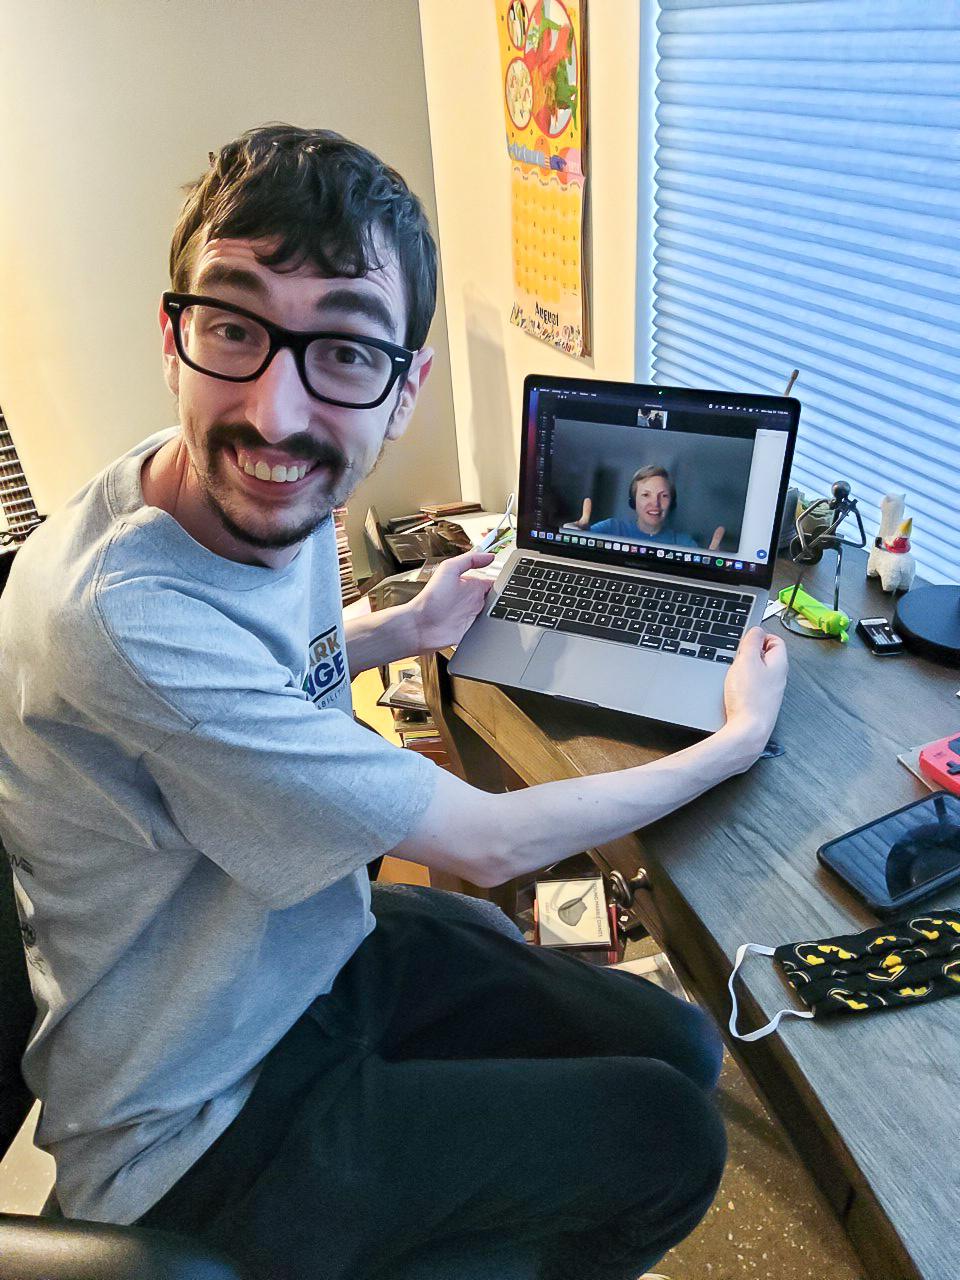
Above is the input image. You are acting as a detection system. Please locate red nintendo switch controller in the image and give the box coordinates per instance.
[919,733,960,796]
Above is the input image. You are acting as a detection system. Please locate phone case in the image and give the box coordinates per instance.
[817,791,960,916]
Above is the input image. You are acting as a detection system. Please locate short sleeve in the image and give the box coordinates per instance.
[145,697,438,910]
[86,572,438,910]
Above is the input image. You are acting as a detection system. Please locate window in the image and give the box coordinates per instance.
[645,0,959,584]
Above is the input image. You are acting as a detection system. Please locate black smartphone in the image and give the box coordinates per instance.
[817,791,960,916]
[856,616,904,655]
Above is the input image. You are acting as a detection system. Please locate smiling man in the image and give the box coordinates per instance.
[149,242,427,561]
[0,125,787,1280]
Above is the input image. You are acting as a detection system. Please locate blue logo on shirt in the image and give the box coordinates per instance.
[303,626,346,704]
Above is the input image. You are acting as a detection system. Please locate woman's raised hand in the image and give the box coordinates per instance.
[571,497,593,530]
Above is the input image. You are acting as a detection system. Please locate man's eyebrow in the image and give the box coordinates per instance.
[313,289,398,339]
[193,264,268,298]
[190,269,401,340]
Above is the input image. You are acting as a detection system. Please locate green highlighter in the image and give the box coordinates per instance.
[778,585,850,643]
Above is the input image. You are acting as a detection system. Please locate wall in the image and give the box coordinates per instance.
[0,0,460,570]
[418,0,641,510]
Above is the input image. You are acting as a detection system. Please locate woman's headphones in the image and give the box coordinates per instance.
[628,467,677,510]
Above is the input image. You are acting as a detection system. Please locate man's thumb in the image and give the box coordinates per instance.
[738,627,765,657]
[456,550,496,572]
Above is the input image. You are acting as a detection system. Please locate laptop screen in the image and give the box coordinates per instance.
[517,374,799,590]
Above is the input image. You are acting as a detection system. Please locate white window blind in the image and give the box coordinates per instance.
[651,0,960,585]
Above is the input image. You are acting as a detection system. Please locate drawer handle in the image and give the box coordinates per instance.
[609,868,651,907]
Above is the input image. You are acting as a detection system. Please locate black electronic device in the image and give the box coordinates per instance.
[894,584,960,666]
[856,616,905,656]
[818,791,960,915]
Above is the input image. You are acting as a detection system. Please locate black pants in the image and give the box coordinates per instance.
[138,887,726,1280]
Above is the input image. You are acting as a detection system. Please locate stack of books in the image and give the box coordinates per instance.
[377,661,451,770]
[418,500,482,520]
[333,507,360,607]
[396,722,448,765]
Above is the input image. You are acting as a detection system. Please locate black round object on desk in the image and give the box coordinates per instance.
[894,585,960,665]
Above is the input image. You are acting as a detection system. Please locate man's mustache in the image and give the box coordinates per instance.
[207,425,348,473]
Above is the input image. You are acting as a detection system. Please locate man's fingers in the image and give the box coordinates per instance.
[760,632,788,669]
[737,628,788,672]
[737,626,765,657]
[443,550,496,575]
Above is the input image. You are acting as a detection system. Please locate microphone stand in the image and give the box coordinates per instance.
[781,481,867,639]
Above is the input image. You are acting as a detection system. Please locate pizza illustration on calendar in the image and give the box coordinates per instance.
[524,1,578,137]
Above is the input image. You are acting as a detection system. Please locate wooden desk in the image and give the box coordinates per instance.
[422,548,960,1280]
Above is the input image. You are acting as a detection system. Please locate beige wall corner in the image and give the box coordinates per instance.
[0,1,460,567]
[418,0,641,510]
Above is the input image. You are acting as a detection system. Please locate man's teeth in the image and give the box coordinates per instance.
[237,453,310,483]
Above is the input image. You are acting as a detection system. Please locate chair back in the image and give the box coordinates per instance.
[0,843,37,1155]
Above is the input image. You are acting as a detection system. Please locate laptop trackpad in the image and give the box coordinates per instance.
[520,632,653,708]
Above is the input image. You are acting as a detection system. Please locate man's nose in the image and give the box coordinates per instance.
[246,347,313,442]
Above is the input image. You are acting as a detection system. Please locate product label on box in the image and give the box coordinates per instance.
[536,877,611,947]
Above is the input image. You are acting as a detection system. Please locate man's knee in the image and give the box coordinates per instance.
[629,1059,727,1217]
[677,999,724,1091]
[551,1063,725,1280]
[606,969,725,1091]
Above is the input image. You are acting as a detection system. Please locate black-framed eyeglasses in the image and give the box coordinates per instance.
[162,292,416,409]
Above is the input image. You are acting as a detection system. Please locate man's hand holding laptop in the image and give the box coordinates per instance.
[411,549,497,651]
[720,626,788,760]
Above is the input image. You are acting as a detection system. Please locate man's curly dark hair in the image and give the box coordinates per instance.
[169,123,438,349]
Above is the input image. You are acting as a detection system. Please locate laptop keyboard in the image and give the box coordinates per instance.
[488,558,753,663]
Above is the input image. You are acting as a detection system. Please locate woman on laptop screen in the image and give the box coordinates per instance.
[570,466,725,550]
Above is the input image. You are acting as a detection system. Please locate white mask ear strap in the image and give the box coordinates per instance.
[728,942,815,1042]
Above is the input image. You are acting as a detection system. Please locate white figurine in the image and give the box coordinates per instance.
[866,493,916,592]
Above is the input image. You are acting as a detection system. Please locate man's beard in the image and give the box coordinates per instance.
[198,422,371,552]
[206,490,332,551]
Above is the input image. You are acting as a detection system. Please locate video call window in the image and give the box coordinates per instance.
[542,415,754,557]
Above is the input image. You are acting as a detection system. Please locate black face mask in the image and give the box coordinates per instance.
[728,910,960,1041]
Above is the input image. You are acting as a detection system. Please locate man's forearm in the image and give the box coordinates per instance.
[343,603,422,676]
[395,723,764,886]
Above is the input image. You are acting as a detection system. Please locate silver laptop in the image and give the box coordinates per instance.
[449,374,799,733]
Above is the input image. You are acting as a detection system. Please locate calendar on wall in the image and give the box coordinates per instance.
[496,0,590,357]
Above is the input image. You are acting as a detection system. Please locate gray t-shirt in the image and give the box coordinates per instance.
[0,429,437,1224]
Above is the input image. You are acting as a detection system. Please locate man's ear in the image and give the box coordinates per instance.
[385,347,434,442]
[158,297,180,397]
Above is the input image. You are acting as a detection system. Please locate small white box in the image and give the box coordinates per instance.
[534,877,612,948]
